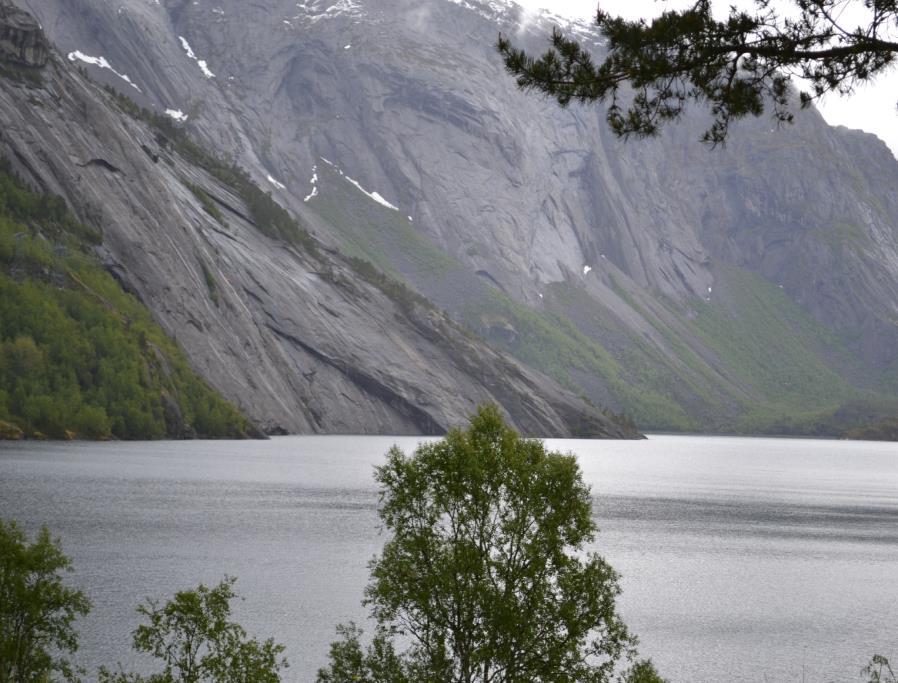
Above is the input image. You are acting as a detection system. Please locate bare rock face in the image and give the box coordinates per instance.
[10,0,898,432]
[0,0,47,67]
[0,3,636,438]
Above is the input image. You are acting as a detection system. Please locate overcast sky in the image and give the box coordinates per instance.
[515,0,898,158]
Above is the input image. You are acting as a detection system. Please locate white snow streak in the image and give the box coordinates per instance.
[267,175,286,190]
[304,165,319,202]
[67,51,141,91]
[179,36,215,78]
[313,157,400,211]
[344,176,399,211]
[293,0,364,24]
[443,0,602,45]
[165,109,188,122]
[179,36,197,60]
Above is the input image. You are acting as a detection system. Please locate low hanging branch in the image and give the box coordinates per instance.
[498,0,898,143]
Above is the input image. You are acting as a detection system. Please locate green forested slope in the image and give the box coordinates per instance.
[0,163,254,440]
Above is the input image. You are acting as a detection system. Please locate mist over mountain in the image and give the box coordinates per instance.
[7,0,898,434]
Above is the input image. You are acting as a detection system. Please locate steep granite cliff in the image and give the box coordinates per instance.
[14,0,898,433]
[0,5,634,437]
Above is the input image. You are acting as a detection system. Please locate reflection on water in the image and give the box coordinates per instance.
[0,435,896,682]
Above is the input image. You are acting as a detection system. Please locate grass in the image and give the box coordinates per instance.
[198,257,219,306]
[184,181,227,227]
[306,163,455,281]
[689,268,853,400]
[458,286,695,431]
[443,264,892,435]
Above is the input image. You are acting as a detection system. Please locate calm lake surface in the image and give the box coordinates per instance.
[0,435,896,682]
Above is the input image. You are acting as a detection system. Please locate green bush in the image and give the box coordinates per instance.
[184,181,226,227]
[99,577,287,683]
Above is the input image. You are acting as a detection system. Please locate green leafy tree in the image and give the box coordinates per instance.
[318,405,663,683]
[498,0,898,143]
[99,577,287,683]
[0,519,91,683]
[317,623,410,683]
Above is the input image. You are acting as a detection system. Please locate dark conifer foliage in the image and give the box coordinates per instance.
[498,0,898,143]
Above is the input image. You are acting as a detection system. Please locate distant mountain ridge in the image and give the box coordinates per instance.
[9,0,898,434]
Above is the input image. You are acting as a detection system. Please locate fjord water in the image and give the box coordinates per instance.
[0,435,895,682]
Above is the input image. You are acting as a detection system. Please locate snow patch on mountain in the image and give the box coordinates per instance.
[532,8,603,44]
[303,166,319,202]
[67,51,141,91]
[443,0,601,44]
[293,0,364,24]
[179,36,197,60]
[178,36,215,78]
[344,176,399,211]
[165,109,188,122]
[317,158,398,210]
[443,0,514,23]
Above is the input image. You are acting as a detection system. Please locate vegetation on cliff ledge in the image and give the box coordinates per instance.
[0,161,254,440]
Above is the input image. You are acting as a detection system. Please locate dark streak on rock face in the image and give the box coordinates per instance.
[266,323,447,436]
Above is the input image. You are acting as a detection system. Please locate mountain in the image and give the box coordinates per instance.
[0,0,637,438]
[8,0,898,434]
